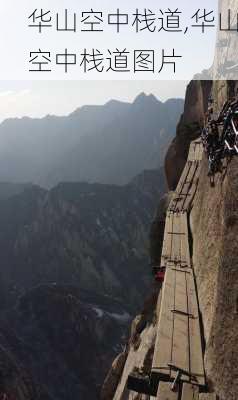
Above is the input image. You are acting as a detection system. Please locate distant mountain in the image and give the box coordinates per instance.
[0,182,33,200]
[0,94,183,187]
[0,93,181,399]
[0,169,165,399]
[0,169,165,313]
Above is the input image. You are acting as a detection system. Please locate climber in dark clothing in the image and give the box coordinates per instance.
[201,127,208,150]
[206,120,222,176]
[206,121,219,154]
[203,96,238,181]
[217,100,230,124]
[219,100,238,146]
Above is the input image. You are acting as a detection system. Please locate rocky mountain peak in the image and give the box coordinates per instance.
[133,92,160,106]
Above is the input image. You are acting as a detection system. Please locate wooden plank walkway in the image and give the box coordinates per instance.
[169,141,203,213]
[156,382,179,400]
[161,213,190,268]
[151,140,205,398]
[155,382,199,400]
[151,264,205,386]
[188,141,203,162]
[126,140,205,399]
[181,383,199,400]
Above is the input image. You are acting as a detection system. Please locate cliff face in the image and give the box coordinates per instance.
[191,151,238,400]
[101,286,160,400]
[165,80,212,190]
[0,346,37,400]
[190,80,238,400]
[213,0,238,80]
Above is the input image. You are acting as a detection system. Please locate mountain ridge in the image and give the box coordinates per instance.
[0,93,183,188]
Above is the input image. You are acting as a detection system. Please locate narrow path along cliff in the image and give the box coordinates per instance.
[101,80,238,400]
[108,139,206,400]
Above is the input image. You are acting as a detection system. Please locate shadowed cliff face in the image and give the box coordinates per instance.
[165,80,212,190]
[0,346,37,400]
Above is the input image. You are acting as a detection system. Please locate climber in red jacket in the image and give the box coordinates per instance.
[154,267,166,283]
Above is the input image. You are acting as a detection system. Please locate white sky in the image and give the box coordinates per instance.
[0,80,187,122]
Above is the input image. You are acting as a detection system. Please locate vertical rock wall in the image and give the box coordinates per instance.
[191,80,238,400]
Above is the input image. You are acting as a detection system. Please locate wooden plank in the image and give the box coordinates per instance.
[191,140,203,162]
[182,383,199,400]
[152,274,205,386]
[195,142,200,159]
[156,382,179,400]
[192,141,202,162]
[195,149,200,162]
[182,180,197,212]
[176,163,190,194]
[156,289,163,319]
[180,163,198,212]
[166,213,173,261]
[192,143,197,162]
[169,268,205,386]
[161,213,173,266]
[198,144,203,161]
[187,272,205,386]
[187,145,193,162]
[183,181,198,212]
[152,139,205,389]
[169,163,191,212]
[195,142,202,160]
[188,142,196,162]
[170,142,203,212]
[170,214,181,263]
[151,267,176,380]
[198,394,217,400]
[182,163,197,198]
[183,162,201,211]
[170,268,189,381]
[154,232,205,386]
[180,213,191,268]
[198,142,203,161]
[187,140,203,163]
[184,162,201,211]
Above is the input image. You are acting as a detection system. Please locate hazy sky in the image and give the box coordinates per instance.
[0,80,187,122]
